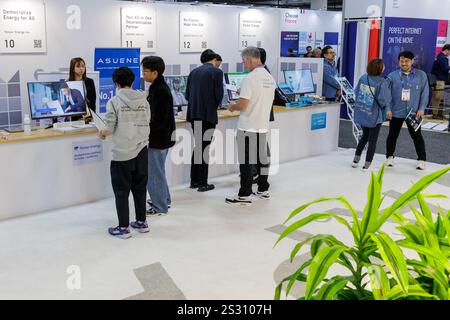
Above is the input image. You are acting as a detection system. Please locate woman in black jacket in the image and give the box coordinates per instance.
[68,57,97,121]
[141,56,176,215]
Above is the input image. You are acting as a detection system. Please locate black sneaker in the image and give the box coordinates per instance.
[225,195,253,206]
[198,184,215,192]
[147,199,171,209]
[190,182,199,189]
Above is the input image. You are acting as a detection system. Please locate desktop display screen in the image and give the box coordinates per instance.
[165,76,188,107]
[283,69,315,95]
[224,72,248,100]
[27,81,87,120]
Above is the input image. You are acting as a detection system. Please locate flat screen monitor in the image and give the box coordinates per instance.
[224,72,248,100]
[283,69,315,95]
[27,80,87,120]
[165,76,188,107]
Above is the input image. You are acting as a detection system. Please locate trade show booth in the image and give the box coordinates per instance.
[0,0,343,220]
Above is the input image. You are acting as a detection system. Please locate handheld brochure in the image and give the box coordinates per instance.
[405,109,423,132]
[90,108,106,131]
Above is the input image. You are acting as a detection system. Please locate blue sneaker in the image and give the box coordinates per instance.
[108,226,131,239]
[130,221,150,233]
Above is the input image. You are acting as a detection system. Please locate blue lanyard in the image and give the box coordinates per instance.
[400,70,415,89]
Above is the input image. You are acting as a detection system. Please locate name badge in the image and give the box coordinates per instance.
[401,89,411,102]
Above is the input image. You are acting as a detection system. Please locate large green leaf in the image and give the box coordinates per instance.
[285,259,312,298]
[409,205,433,233]
[440,211,450,246]
[274,272,307,300]
[368,265,391,300]
[417,267,449,300]
[289,234,346,263]
[305,246,345,300]
[417,194,433,224]
[375,167,450,232]
[361,172,382,238]
[396,225,424,245]
[315,276,352,300]
[275,213,352,247]
[371,233,410,293]
[283,197,361,241]
[398,241,450,273]
[385,284,438,300]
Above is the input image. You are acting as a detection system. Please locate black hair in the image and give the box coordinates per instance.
[215,54,222,62]
[112,67,135,87]
[258,47,267,65]
[398,51,415,60]
[60,82,69,89]
[200,49,217,64]
[442,44,450,52]
[321,46,334,58]
[141,56,165,76]
[306,46,312,50]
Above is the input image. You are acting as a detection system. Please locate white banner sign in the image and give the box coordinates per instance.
[239,10,264,50]
[179,11,208,53]
[0,1,47,53]
[121,6,157,53]
[72,139,103,166]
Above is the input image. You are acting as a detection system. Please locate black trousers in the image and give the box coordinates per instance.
[386,117,426,161]
[190,120,216,186]
[237,130,270,197]
[355,124,381,163]
[110,147,148,227]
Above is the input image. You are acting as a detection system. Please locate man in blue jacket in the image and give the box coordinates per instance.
[385,51,429,170]
[185,49,224,192]
[431,44,450,120]
[321,46,341,101]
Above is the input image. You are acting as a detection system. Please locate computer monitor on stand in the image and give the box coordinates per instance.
[27,80,87,127]
[282,69,316,107]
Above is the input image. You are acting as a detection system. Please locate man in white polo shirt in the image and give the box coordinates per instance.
[226,47,276,206]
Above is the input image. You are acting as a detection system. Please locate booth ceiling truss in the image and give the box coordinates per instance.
[127,0,343,10]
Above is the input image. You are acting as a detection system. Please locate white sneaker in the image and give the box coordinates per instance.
[416,161,426,171]
[225,195,253,206]
[255,191,270,200]
[351,161,359,168]
[385,157,395,167]
[361,166,370,172]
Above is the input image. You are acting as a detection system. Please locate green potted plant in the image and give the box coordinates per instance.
[274,166,450,300]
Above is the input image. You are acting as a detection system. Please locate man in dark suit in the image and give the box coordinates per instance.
[185,49,224,192]
[61,83,85,113]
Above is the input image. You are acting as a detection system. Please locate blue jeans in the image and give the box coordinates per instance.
[147,148,171,213]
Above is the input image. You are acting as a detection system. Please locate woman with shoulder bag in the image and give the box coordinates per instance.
[352,58,390,171]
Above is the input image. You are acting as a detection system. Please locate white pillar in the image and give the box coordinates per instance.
[311,0,328,10]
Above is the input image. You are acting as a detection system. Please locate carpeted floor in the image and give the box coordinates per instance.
[339,120,450,165]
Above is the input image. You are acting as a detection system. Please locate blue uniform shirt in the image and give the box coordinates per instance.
[354,74,390,127]
[386,68,429,119]
[322,59,340,100]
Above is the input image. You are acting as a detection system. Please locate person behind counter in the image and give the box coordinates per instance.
[321,46,341,101]
[69,57,97,116]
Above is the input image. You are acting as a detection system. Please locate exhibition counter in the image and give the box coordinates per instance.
[0,103,340,220]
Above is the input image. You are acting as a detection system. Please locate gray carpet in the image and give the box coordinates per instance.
[339,120,450,165]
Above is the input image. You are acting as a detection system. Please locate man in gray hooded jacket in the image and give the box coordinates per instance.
[99,67,151,239]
